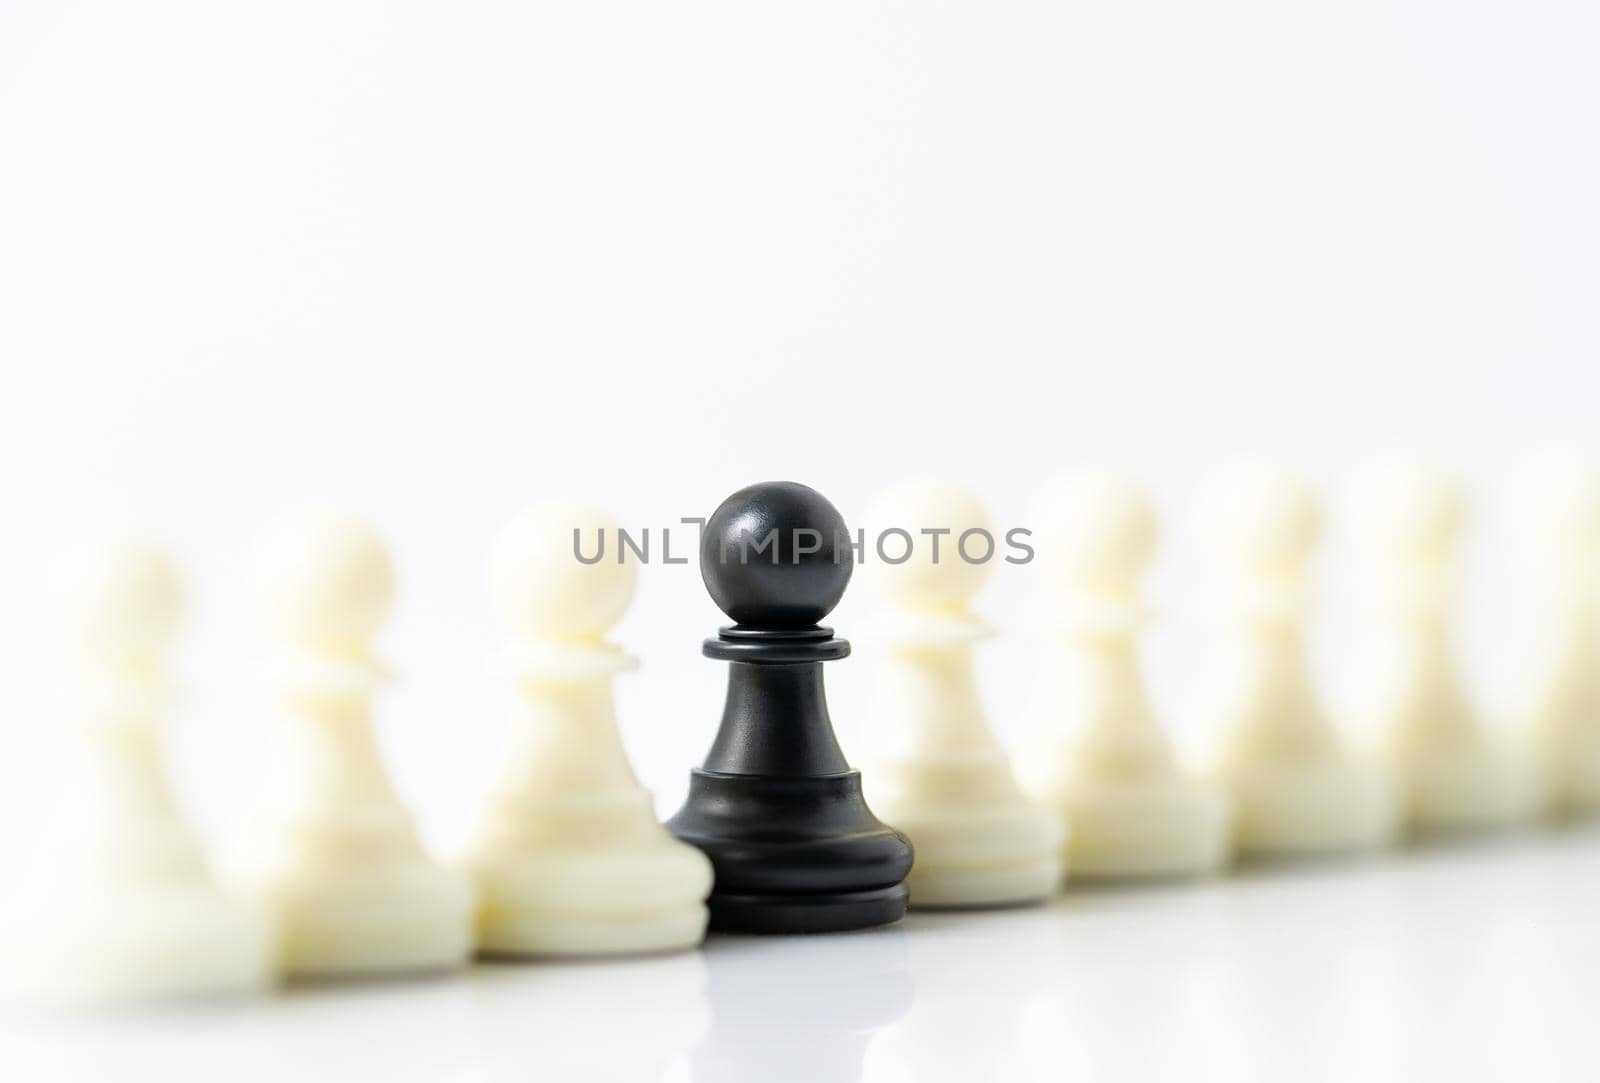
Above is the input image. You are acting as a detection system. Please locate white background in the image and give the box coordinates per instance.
[0,1,1597,1080]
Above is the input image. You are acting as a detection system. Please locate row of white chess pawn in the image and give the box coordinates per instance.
[5,455,1598,1006]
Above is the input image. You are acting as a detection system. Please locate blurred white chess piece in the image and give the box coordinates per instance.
[1200,465,1399,856]
[862,481,1062,907]
[1017,473,1230,878]
[463,501,711,955]
[3,536,271,1004]
[1508,447,1600,816]
[1351,460,1537,832]
[231,512,473,978]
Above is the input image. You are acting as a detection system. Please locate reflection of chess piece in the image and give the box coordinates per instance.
[869,910,1054,1082]
[1352,462,1537,832]
[232,512,473,977]
[667,481,913,934]
[5,536,271,1004]
[467,952,711,1082]
[464,501,711,956]
[1019,899,1238,1080]
[1201,466,1399,856]
[691,932,913,1083]
[1017,474,1228,878]
[861,481,1062,906]
[1509,448,1600,816]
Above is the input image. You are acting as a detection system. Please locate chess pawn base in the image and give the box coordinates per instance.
[468,797,712,957]
[2,726,274,1005]
[477,896,708,958]
[870,758,1062,908]
[1057,777,1229,879]
[669,632,914,935]
[233,687,475,976]
[246,854,474,978]
[905,859,1062,909]
[1017,722,1228,880]
[884,810,1061,909]
[708,884,910,936]
[1223,756,1399,857]
[670,766,912,935]
[1399,738,1539,834]
[235,755,474,978]
[1013,627,1225,879]
[1531,676,1600,814]
[6,885,272,1005]
[1541,730,1600,817]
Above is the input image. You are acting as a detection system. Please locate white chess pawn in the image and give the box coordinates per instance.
[1351,461,1537,832]
[861,482,1063,908]
[1016,474,1230,878]
[3,536,271,1004]
[1509,449,1600,816]
[231,512,474,978]
[463,502,711,955]
[1200,466,1399,856]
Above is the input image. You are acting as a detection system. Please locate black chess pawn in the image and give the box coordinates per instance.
[667,481,913,934]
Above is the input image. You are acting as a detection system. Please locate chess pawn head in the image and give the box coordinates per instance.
[1029,475,1162,748]
[43,535,184,670]
[250,511,394,657]
[1197,465,1325,626]
[1204,465,1321,584]
[1351,460,1468,617]
[1351,459,1467,566]
[491,501,636,643]
[1035,473,1158,606]
[863,481,994,613]
[701,480,852,630]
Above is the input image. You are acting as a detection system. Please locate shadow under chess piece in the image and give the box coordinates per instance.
[860,481,1062,906]
[230,512,474,978]
[1019,473,1229,879]
[4,536,271,1004]
[464,501,712,956]
[667,481,913,933]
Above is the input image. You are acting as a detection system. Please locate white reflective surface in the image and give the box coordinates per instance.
[4,828,1598,1082]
